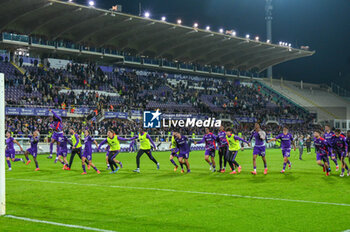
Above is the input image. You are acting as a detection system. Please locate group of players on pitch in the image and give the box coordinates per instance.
[5,110,350,177]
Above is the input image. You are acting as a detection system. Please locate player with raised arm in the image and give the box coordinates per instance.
[81,130,100,175]
[5,131,24,171]
[217,126,229,173]
[249,123,268,175]
[47,109,63,160]
[333,129,349,177]
[194,128,217,172]
[324,125,339,171]
[173,131,191,173]
[225,128,250,174]
[23,129,40,171]
[314,130,331,176]
[98,128,129,174]
[268,127,296,173]
[131,128,159,173]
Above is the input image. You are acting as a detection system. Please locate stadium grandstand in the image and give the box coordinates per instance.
[1,0,350,231]
[0,0,348,133]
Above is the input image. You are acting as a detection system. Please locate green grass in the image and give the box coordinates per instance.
[1,148,350,232]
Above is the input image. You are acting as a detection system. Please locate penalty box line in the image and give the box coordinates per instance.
[3,215,117,232]
[8,178,350,207]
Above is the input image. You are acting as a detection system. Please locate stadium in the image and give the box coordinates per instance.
[0,0,349,231]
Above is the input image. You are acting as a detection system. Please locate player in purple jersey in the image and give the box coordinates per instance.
[47,109,63,160]
[216,126,229,172]
[129,140,137,153]
[23,129,40,171]
[173,131,191,173]
[5,131,24,171]
[324,125,339,171]
[333,129,349,177]
[169,132,182,172]
[58,135,71,170]
[268,127,296,173]
[347,131,350,164]
[81,130,100,175]
[314,130,331,176]
[249,123,268,175]
[105,145,111,170]
[195,128,217,172]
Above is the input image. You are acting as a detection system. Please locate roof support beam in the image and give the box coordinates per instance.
[0,2,52,31]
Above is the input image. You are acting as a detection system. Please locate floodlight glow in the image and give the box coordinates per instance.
[18,51,22,56]
[232,31,236,36]
[193,23,198,28]
[206,26,210,31]
[255,36,259,41]
[288,43,292,47]
[88,1,94,6]
[246,34,250,39]
[267,39,270,43]
[161,16,166,21]
[177,19,182,24]
[219,28,224,33]
[68,0,73,2]
[144,12,150,18]
[279,41,282,45]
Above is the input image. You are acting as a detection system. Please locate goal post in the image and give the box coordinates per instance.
[0,73,5,216]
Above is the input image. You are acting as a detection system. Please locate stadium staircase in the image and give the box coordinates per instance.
[10,62,26,75]
[259,78,350,121]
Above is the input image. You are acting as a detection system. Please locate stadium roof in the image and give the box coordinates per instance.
[0,0,315,72]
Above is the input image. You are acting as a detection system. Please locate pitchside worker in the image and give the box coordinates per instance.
[131,128,159,173]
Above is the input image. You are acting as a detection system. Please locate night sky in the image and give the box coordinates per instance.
[76,0,350,88]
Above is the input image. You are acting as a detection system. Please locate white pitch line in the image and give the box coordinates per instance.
[4,215,117,232]
[8,178,350,207]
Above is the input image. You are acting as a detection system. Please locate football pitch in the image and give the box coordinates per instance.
[1,148,350,232]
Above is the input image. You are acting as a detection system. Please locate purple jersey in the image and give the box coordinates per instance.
[324,131,334,147]
[6,137,15,151]
[249,131,266,147]
[29,135,39,152]
[314,137,329,155]
[332,135,347,152]
[83,135,95,153]
[50,110,63,132]
[175,135,190,154]
[58,136,69,152]
[275,133,293,149]
[197,133,217,150]
[346,137,350,147]
[217,131,228,147]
